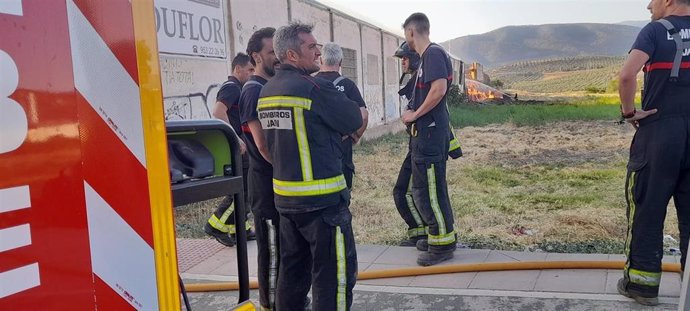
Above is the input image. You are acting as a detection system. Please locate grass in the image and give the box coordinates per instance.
[175,97,681,254]
[449,96,622,128]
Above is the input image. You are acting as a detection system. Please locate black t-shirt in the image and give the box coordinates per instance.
[314,71,367,109]
[412,43,452,129]
[239,75,271,173]
[632,16,690,117]
[314,71,367,171]
[216,76,242,134]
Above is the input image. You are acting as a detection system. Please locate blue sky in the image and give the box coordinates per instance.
[319,0,651,41]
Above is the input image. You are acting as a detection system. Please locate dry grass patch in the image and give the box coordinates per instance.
[350,120,680,253]
[174,120,681,254]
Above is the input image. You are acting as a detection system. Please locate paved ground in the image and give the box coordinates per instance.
[178,238,683,310]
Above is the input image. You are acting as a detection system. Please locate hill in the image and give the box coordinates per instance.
[442,23,640,67]
[488,56,626,93]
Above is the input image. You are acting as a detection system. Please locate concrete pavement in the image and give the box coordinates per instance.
[177,238,682,310]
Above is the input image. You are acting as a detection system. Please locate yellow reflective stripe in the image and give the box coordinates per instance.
[449,137,461,151]
[218,204,235,224]
[408,227,426,238]
[427,164,446,234]
[624,171,636,274]
[406,176,423,227]
[429,230,456,245]
[257,96,312,110]
[273,175,347,197]
[628,268,661,286]
[267,219,278,309]
[336,226,347,311]
[208,214,236,233]
[294,108,313,181]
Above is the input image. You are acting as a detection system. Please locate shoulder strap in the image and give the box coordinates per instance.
[219,79,238,90]
[242,79,263,91]
[657,18,685,79]
[332,76,346,87]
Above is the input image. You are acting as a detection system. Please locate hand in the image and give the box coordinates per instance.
[350,133,361,145]
[401,109,417,125]
[238,139,247,155]
[626,109,658,129]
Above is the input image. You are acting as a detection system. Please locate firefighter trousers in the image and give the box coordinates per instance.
[623,117,690,297]
[248,167,280,310]
[410,125,456,253]
[393,150,427,238]
[276,200,358,311]
[208,157,250,233]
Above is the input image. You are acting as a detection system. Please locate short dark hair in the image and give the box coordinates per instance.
[679,0,690,5]
[274,21,314,62]
[230,52,251,70]
[246,27,276,66]
[403,12,430,35]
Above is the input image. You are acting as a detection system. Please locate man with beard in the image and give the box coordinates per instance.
[239,27,282,311]
[204,52,255,247]
[258,22,362,311]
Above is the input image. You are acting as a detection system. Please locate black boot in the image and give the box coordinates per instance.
[399,236,425,247]
[617,278,659,306]
[415,239,428,251]
[230,228,257,242]
[204,223,236,247]
[417,251,454,266]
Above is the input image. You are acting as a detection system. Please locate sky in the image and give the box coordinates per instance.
[318,0,652,42]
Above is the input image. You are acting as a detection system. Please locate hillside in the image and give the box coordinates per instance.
[442,23,640,67]
[488,56,626,93]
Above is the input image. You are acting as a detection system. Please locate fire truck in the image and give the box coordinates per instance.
[1,1,252,310]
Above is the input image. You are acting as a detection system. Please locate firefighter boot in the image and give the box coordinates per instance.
[417,250,454,266]
[204,223,236,247]
[617,278,659,306]
[230,228,257,242]
[416,238,428,251]
[399,236,425,247]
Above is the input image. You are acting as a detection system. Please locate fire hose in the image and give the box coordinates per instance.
[183,260,682,292]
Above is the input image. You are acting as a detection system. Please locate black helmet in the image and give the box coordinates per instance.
[394,42,420,71]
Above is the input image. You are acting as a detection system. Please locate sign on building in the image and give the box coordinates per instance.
[154,0,227,58]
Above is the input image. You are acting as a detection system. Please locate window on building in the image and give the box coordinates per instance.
[341,47,358,85]
[386,58,398,85]
[366,54,379,85]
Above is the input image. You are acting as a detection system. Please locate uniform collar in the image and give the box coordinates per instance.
[279,63,309,75]
[228,76,241,85]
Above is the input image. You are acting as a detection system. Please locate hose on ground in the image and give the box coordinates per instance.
[183,260,682,293]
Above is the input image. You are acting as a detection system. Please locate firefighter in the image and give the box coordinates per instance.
[204,53,255,247]
[258,22,362,311]
[401,13,457,266]
[393,42,462,248]
[616,0,690,306]
[315,42,369,189]
[239,27,282,311]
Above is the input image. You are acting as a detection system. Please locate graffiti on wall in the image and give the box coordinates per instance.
[163,84,220,120]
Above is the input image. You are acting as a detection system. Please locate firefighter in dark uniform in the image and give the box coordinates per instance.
[392,42,462,248]
[401,13,457,266]
[616,0,690,306]
[258,22,362,311]
[315,42,369,189]
[239,27,282,311]
[205,53,254,246]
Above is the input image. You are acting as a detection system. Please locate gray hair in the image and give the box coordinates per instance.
[321,42,343,66]
[274,21,314,62]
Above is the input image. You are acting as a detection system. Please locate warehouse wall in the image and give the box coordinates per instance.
[157,0,460,139]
